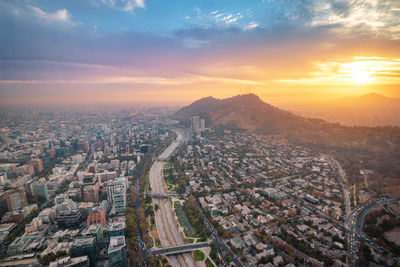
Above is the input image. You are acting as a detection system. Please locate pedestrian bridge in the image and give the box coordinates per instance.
[150,242,210,256]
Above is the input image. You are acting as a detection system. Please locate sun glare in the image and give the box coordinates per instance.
[340,60,375,85]
[349,69,371,84]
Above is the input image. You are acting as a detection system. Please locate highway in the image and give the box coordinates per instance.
[149,129,196,267]
[347,197,400,266]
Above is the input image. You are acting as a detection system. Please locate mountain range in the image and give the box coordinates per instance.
[289,93,400,127]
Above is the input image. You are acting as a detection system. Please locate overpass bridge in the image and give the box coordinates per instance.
[150,242,210,256]
[145,193,183,199]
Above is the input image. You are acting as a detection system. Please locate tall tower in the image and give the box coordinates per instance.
[191,116,200,134]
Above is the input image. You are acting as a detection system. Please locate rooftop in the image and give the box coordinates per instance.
[110,221,125,231]
[82,224,102,236]
[49,255,89,267]
[0,223,17,232]
[108,236,125,254]
[72,237,95,247]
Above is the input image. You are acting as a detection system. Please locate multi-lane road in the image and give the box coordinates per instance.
[347,197,400,266]
[149,129,196,267]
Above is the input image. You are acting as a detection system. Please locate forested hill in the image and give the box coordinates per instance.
[175,94,400,192]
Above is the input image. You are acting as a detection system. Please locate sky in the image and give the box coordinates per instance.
[1,0,400,107]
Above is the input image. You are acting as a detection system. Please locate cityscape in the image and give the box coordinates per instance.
[1,1,400,267]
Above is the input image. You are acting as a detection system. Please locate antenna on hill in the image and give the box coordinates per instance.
[209,89,213,97]
[239,88,242,95]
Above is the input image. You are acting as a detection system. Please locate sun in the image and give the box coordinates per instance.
[340,60,374,84]
[349,69,372,84]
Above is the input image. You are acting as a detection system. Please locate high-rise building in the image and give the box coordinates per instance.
[4,188,28,211]
[191,116,200,133]
[200,119,205,132]
[106,178,126,215]
[108,236,127,267]
[109,222,125,237]
[28,158,43,174]
[82,224,104,248]
[191,116,206,134]
[83,184,99,203]
[71,237,97,267]
[32,181,49,200]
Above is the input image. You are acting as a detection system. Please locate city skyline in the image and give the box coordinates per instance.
[1,0,400,107]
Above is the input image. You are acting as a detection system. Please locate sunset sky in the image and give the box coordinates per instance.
[1,0,400,107]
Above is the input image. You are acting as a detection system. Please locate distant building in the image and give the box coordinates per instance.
[78,172,96,185]
[110,159,120,169]
[77,141,90,153]
[108,236,127,267]
[191,116,206,134]
[83,184,99,203]
[191,116,200,133]
[0,229,12,258]
[54,194,69,205]
[87,209,106,228]
[200,119,205,131]
[82,224,104,248]
[38,208,55,224]
[24,179,34,195]
[1,211,24,224]
[139,144,149,153]
[0,172,7,185]
[7,233,41,255]
[88,164,97,174]
[49,256,89,267]
[71,237,97,267]
[107,178,126,215]
[28,158,43,174]
[0,223,16,256]
[71,154,83,164]
[95,171,117,185]
[25,217,43,233]
[109,221,125,237]
[56,210,82,228]
[78,202,95,221]
[4,188,28,211]
[304,194,319,204]
[32,181,49,200]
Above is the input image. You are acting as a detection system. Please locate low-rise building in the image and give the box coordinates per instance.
[49,256,90,267]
